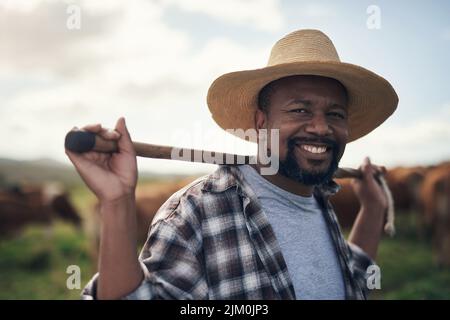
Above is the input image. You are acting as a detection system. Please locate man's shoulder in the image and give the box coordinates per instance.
[151,165,242,225]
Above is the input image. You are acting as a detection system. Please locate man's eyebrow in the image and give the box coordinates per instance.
[284,99,311,107]
[328,103,347,111]
[284,100,347,110]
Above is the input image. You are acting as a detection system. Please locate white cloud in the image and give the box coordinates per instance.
[301,3,337,18]
[0,0,271,174]
[341,103,450,168]
[0,0,42,12]
[162,0,284,32]
[2,0,447,175]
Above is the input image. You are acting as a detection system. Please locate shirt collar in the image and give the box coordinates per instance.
[202,165,341,198]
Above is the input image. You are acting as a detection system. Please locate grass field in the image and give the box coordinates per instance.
[370,214,450,299]
[0,184,449,300]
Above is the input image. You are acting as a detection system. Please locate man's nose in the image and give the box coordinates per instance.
[304,114,332,136]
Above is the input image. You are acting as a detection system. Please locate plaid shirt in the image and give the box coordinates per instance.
[82,165,374,300]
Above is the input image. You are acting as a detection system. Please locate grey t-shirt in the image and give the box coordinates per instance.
[238,165,345,299]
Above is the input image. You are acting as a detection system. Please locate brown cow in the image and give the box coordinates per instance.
[88,176,199,265]
[384,166,428,214]
[420,163,450,267]
[0,183,82,237]
[329,178,360,229]
[135,177,197,245]
[330,166,429,230]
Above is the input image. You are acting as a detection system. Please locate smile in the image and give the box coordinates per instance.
[300,144,329,154]
[294,143,333,161]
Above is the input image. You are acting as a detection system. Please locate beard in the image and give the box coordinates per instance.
[278,137,340,186]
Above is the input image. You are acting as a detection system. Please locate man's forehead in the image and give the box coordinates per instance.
[285,97,348,110]
[271,75,348,105]
[273,75,347,92]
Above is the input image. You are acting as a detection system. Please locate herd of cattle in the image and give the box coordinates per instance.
[1,161,449,267]
[331,161,450,267]
[0,183,81,237]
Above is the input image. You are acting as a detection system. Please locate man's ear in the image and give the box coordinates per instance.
[255,109,267,131]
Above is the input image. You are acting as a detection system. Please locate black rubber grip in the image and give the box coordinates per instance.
[64,131,96,153]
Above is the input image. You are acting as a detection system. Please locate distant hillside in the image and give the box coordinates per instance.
[0,158,193,187]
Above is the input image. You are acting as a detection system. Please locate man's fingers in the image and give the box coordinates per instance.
[98,128,121,140]
[66,148,109,174]
[361,157,378,184]
[78,123,121,140]
[362,157,372,173]
[369,164,387,177]
[82,123,102,133]
[114,117,135,154]
[65,149,92,173]
[66,148,95,167]
[362,157,386,175]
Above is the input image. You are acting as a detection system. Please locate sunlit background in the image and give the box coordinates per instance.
[0,0,449,300]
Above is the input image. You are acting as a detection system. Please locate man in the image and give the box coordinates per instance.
[66,29,398,299]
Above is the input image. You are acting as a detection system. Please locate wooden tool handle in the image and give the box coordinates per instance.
[64,130,253,164]
[65,129,395,235]
[64,130,363,179]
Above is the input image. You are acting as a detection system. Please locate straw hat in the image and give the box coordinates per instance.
[207,29,398,143]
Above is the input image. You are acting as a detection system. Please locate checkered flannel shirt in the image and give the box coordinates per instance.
[82,165,375,300]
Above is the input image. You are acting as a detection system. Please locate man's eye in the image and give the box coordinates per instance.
[291,108,308,113]
[328,112,346,119]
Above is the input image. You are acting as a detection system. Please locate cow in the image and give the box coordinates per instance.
[420,163,450,267]
[330,166,429,231]
[87,176,198,265]
[135,177,197,245]
[0,183,82,237]
[384,166,428,214]
[329,178,360,229]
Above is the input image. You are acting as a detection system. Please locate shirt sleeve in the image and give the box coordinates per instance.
[346,242,377,297]
[81,217,208,300]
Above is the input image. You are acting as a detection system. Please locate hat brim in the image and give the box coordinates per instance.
[207,61,398,143]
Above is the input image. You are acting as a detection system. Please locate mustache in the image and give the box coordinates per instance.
[288,136,339,150]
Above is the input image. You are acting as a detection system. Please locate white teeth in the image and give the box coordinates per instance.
[301,144,327,154]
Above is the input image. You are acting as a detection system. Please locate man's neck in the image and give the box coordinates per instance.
[250,163,314,197]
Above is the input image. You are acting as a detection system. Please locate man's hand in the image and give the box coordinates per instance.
[65,117,143,299]
[65,117,138,204]
[348,156,388,260]
[351,156,388,213]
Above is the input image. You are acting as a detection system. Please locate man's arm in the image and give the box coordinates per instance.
[65,118,144,299]
[97,195,144,300]
[347,157,388,260]
[79,186,209,300]
[348,205,385,260]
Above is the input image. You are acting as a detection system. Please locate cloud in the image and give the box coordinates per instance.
[162,0,284,32]
[0,0,273,82]
[119,78,197,102]
[0,0,122,76]
[342,103,450,168]
[301,3,337,18]
[3,0,446,175]
[0,0,271,174]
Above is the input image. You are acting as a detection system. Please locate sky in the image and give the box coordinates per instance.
[0,0,449,175]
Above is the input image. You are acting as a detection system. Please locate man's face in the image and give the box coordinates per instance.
[256,75,349,185]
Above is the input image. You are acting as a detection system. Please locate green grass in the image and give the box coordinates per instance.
[366,213,450,300]
[0,222,93,299]
[370,236,449,299]
[0,193,449,299]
